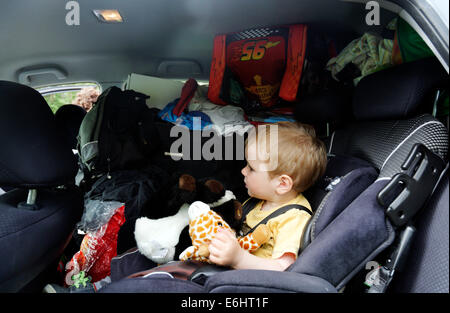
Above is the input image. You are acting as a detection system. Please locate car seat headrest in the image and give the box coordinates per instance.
[55,104,87,149]
[0,81,78,188]
[294,88,353,124]
[352,57,447,121]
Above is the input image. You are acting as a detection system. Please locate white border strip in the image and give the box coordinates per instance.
[142,271,174,279]
[328,131,336,154]
[375,176,392,182]
[380,121,444,172]
[112,248,140,260]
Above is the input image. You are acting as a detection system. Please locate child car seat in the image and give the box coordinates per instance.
[100,57,447,293]
[204,57,448,293]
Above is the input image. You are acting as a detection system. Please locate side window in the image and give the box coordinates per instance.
[37,83,101,113]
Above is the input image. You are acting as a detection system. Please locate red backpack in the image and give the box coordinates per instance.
[207,24,308,113]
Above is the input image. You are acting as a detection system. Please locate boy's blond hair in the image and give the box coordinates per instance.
[247,121,327,193]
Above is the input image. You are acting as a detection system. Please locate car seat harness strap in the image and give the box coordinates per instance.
[240,199,312,237]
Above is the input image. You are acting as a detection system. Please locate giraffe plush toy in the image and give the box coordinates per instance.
[179,201,271,263]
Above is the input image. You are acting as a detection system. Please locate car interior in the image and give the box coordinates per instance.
[0,0,448,294]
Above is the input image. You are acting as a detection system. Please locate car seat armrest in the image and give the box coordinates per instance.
[204,269,337,293]
[188,264,230,285]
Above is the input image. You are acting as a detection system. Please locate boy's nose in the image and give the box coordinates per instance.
[241,166,247,176]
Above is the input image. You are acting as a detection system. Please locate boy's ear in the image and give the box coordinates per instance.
[276,174,294,195]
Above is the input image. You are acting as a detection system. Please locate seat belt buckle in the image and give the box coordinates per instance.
[377,143,445,227]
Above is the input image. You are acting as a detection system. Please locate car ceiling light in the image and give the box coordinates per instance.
[93,9,123,23]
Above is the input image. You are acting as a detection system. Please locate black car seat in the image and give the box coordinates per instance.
[100,57,447,293]
[201,57,448,293]
[286,57,448,291]
[54,104,87,149]
[0,81,84,292]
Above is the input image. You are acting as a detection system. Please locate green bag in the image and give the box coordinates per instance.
[396,17,434,63]
[77,86,151,178]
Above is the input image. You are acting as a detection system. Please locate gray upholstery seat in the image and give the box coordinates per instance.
[0,81,84,292]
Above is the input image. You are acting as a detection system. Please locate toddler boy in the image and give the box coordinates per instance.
[209,121,327,271]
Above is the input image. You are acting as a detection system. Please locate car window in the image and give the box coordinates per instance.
[37,83,101,113]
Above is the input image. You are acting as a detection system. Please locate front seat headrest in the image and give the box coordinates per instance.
[352,57,447,121]
[0,81,78,188]
[55,104,86,149]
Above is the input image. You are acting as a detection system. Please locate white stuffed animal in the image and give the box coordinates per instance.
[134,203,190,264]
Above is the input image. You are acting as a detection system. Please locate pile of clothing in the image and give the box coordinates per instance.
[158,79,295,136]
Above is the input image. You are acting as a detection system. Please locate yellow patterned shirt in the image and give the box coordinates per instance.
[241,194,312,259]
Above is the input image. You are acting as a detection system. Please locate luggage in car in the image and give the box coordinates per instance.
[82,166,169,254]
[208,24,307,111]
[207,24,352,115]
[77,86,160,183]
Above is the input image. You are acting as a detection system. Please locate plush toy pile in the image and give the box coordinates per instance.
[134,173,271,264]
[134,173,196,264]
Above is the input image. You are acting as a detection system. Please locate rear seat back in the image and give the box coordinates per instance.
[329,57,448,173]
[289,57,448,290]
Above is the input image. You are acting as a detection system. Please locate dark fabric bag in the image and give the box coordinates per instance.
[110,247,157,282]
[83,166,169,254]
[77,86,159,180]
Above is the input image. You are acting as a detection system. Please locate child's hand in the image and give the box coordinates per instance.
[209,228,244,267]
[209,228,296,271]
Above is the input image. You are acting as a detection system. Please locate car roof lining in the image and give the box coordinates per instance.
[0,0,399,88]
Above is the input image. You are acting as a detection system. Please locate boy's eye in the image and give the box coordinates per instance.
[247,163,253,171]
